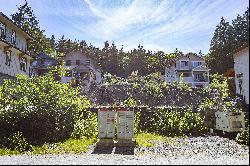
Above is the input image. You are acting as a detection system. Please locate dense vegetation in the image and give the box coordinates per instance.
[206,8,249,74]
[1,0,248,155]
[11,2,249,78]
[0,66,97,151]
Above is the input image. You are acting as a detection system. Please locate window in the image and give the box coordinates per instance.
[20,57,27,72]
[76,60,80,65]
[65,60,71,66]
[180,61,188,67]
[194,73,204,81]
[193,61,202,67]
[5,51,11,66]
[85,59,90,65]
[0,22,6,38]
[11,30,16,44]
[237,73,243,94]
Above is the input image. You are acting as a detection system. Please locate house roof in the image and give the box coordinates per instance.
[177,53,205,61]
[31,53,58,69]
[0,12,33,39]
[36,53,55,60]
[192,65,210,71]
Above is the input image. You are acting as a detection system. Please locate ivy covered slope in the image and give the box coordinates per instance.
[90,72,242,110]
[0,66,97,151]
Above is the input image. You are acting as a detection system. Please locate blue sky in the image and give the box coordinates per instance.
[0,0,249,54]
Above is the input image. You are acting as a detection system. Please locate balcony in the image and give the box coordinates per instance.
[0,35,31,57]
[176,61,191,70]
[194,77,209,82]
[178,76,193,83]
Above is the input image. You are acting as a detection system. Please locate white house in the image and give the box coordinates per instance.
[165,53,210,88]
[0,12,33,84]
[233,44,249,108]
[61,51,102,90]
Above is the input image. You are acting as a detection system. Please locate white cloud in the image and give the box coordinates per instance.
[1,0,248,54]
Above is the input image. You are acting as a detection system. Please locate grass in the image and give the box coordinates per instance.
[135,132,173,147]
[0,137,98,156]
[1,133,176,155]
[31,137,97,155]
[0,148,21,155]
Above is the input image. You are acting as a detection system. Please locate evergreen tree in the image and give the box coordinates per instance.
[207,17,235,74]
[207,8,249,74]
[11,0,54,55]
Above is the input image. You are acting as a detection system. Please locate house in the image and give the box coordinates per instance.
[30,53,58,76]
[0,12,33,84]
[165,53,210,88]
[61,51,102,90]
[232,43,249,109]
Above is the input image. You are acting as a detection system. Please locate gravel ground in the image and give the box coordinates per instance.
[0,136,249,165]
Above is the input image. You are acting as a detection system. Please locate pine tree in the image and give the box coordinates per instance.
[207,8,249,74]
[11,0,54,55]
[207,17,235,74]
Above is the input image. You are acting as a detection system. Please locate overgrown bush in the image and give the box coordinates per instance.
[0,132,32,152]
[133,107,207,137]
[0,66,92,145]
[91,73,209,107]
[71,110,98,139]
[236,118,249,146]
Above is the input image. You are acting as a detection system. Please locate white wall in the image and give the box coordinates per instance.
[0,44,31,77]
[2,19,28,52]
[234,47,249,104]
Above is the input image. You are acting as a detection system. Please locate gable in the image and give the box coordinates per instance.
[64,51,89,61]
[177,53,205,61]
[186,53,205,61]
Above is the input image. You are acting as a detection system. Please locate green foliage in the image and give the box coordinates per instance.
[31,137,97,155]
[236,118,249,146]
[173,73,192,91]
[203,74,242,113]
[134,111,141,135]
[71,110,98,139]
[135,132,173,147]
[11,1,55,55]
[94,73,204,107]
[123,98,137,107]
[0,132,32,152]
[139,107,207,137]
[0,66,91,145]
[207,8,249,74]
[198,98,217,110]
[0,148,21,155]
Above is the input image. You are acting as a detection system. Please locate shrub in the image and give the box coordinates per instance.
[0,66,91,145]
[138,107,207,137]
[71,110,98,139]
[236,118,249,146]
[135,132,172,147]
[0,132,32,152]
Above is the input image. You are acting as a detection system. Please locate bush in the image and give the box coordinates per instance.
[0,66,91,145]
[0,132,32,152]
[236,118,249,146]
[138,107,207,137]
[71,110,98,139]
[135,132,172,147]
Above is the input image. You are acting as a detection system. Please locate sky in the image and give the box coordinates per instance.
[0,0,249,54]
